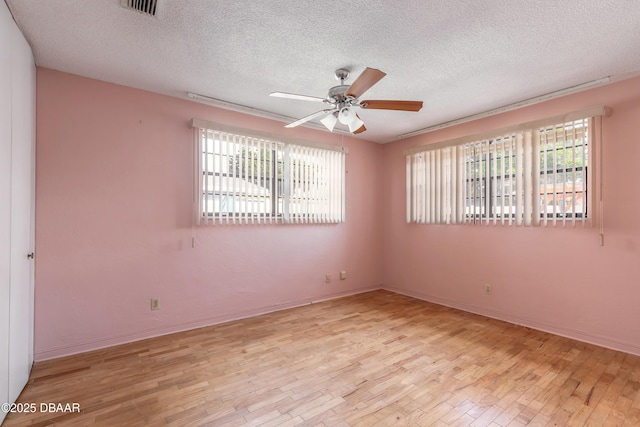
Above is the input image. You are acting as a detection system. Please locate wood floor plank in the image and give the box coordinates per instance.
[3,290,640,426]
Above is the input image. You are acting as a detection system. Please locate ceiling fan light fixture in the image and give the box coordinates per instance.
[338,107,364,133]
[347,114,364,133]
[338,107,355,124]
[320,111,338,131]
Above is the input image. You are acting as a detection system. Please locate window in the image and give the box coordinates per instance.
[405,107,606,227]
[192,120,345,224]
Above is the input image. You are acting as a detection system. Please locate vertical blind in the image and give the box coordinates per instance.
[283,144,346,224]
[193,120,345,225]
[405,109,604,227]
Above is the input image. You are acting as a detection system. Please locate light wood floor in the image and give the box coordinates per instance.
[4,290,640,426]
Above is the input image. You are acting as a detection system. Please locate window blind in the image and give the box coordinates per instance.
[285,144,345,224]
[405,106,607,227]
[193,120,345,225]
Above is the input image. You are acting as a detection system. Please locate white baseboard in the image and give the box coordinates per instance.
[34,285,382,361]
[383,286,640,357]
[37,284,638,361]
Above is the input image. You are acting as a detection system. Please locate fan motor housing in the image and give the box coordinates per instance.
[327,85,351,103]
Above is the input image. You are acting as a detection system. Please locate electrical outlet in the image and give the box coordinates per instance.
[325,274,331,283]
[484,284,492,295]
[151,298,160,310]
[340,271,347,280]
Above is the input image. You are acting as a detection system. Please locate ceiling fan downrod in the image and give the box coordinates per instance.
[334,68,350,84]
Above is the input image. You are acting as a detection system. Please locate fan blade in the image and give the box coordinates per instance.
[353,124,367,134]
[345,68,386,98]
[285,110,333,128]
[360,100,423,112]
[270,92,326,103]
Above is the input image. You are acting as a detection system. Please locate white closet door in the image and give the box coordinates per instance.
[0,2,13,422]
[8,17,36,404]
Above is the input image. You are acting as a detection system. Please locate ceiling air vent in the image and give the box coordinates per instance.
[120,0,159,17]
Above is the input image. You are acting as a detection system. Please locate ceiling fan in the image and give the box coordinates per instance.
[270,68,423,134]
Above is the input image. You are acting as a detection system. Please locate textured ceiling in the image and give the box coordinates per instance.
[6,0,640,143]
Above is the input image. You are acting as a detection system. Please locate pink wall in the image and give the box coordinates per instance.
[382,76,640,355]
[35,68,385,361]
[36,67,640,361]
